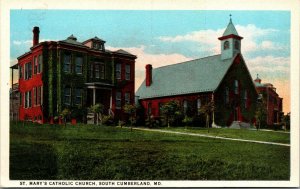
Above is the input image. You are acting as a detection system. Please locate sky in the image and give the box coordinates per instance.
[10,10,290,113]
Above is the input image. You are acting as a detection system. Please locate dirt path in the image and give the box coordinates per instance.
[132,127,290,147]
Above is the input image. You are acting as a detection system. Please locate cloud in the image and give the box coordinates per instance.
[247,56,290,75]
[157,24,283,55]
[12,39,56,46]
[107,45,192,90]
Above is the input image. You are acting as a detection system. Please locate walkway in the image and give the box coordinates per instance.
[131,127,290,147]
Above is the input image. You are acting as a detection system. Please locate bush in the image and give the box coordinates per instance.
[182,116,193,126]
[102,115,114,126]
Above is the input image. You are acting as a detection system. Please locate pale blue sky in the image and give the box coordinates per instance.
[10,10,291,112]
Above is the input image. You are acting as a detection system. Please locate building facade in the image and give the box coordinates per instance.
[10,83,20,121]
[254,75,283,126]
[15,27,136,123]
[136,19,258,127]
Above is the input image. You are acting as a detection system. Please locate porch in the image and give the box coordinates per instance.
[85,82,114,124]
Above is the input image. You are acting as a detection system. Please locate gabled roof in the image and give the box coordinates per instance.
[222,18,239,36]
[82,36,106,44]
[59,35,87,47]
[136,54,235,99]
[115,49,133,55]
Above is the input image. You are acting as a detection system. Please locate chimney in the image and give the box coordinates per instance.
[145,64,152,87]
[32,26,40,46]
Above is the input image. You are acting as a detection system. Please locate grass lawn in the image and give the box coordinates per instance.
[160,127,290,144]
[10,122,290,180]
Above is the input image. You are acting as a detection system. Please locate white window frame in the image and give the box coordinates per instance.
[116,63,121,79]
[75,88,82,105]
[125,64,130,80]
[125,92,130,104]
[64,88,71,105]
[234,80,239,94]
[38,54,43,73]
[116,92,122,109]
[75,56,83,74]
[64,54,71,73]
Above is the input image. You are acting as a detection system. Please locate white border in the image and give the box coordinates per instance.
[1,0,299,187]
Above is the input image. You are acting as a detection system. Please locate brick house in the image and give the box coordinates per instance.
[254,75,283,126]
[136,19,258,127]
[12,26,136,123]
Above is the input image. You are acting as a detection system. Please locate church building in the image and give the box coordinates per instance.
[136,18,258,127]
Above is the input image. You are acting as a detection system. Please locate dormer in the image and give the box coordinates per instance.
[218,16,243,60]
[82,36,106,51]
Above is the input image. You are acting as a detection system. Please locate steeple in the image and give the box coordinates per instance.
[218,15,243,60]
[222,15,239,36]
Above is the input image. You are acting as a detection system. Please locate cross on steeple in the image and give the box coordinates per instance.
[229,14,232,22]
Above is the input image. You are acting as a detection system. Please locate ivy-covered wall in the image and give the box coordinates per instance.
[215,55,258,126]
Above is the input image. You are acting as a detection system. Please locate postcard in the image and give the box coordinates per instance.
[1,0,299,187]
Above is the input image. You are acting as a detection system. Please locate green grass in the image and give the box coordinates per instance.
[10,122,290,180]
[160,127,290,144]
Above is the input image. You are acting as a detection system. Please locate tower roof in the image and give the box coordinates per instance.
[222,18,239,36]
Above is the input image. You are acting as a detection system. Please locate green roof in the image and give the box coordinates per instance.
[136,54,235,99]
[59,35,87,47]
[223,19,239,36]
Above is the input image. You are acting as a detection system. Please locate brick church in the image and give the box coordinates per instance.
[136,18,258,127]
[12,26,136,123]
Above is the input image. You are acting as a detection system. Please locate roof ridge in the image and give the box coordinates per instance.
[152,54,221,70]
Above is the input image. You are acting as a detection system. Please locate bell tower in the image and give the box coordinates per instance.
[218,15,243,60]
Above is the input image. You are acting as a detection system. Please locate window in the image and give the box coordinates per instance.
[89,64,93,78]
[243,90,248,108]
[116,92,121,109]
[74,88,82,105]
[20,93,23,106]
[25,62,32,80]
[40,86,43,105]
[147,102,152,116]
[64,54,71,73]
[36,87,40,105]
[158,103,163,116]
[64,88,71,105]
[116,63,121,79]
[33,87,36,106]
[225,87,229,104]
[95,64,100,78]
[34,56,38,74]
[38,54,43,73]
[25,91,32,108]
[224,41,230,50]
[125,64,131,80]
[197,99,201,115]
[235,41,239,50]
[183,100,188,114]
[94,63,104,79]
[234,80,239,94]
[75,57,83,74]
[100,64,105,79]
[19,66,23,79]
[125,92,130,104]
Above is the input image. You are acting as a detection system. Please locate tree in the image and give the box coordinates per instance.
[160,100,181,127]
[281,112,290,131]
[199,101,215,133]
[60,108,71,127]
[123,104,137,131]
[255,97,267,130]
[89,103,104,125]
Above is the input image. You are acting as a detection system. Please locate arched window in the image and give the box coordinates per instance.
[225,87,229,104]
[234,80,239,94]
[224,41,230,50]
[183,100,188,114]
[235,41,239,50]
[197,99,201,115]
